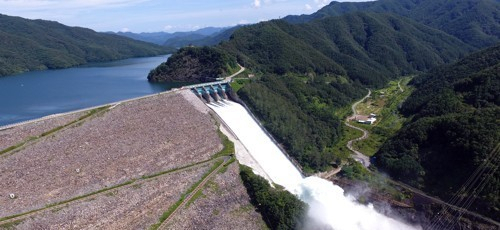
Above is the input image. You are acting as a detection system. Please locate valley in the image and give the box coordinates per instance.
[1,0,499,229]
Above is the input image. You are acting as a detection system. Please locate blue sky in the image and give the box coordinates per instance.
[0,0,374,33]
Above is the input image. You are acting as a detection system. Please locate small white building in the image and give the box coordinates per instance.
[355,114,377,125]
[358,117,376,125]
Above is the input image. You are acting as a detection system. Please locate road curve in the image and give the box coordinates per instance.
[345,89,371,168]
[225,64,246,81]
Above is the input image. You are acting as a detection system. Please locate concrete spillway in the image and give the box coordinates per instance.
[208,99,420,230]
[207,100,303,190]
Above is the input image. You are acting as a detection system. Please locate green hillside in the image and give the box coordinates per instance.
[149,12,473,172]
[284,0,500,48]
[376,45,500,219]
[222,12,472,87]
[0,14,167,77]
[148,46,237,83]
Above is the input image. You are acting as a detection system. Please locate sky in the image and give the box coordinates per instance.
[0,0,374,33]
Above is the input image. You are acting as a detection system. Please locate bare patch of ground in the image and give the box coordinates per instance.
[12,163,212,230]
[0,91,222,217]
[166,162,266,230]
[0,111,85,151]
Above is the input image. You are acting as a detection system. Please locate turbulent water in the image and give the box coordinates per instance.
[208,100,420,230]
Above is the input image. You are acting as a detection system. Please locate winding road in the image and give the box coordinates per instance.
[345,90,371,168]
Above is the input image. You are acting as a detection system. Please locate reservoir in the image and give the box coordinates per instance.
[0,55,182,126]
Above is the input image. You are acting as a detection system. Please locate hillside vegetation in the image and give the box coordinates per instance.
[222,13,472,87]
[376,45,500,219]
[239,165,307,229]
[223,12,472,172]
[239,75,366,171]
[147,47,237,83]
[150,12,474,172]
[0,14,167,77]
[284,0,500,48]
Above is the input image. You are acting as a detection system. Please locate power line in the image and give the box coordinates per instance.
[428,143,500,230]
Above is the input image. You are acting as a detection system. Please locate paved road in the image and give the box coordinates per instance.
[345,89,371,168]
[225,65,246,81]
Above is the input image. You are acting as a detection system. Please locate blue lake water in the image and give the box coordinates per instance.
[0,55,185,126]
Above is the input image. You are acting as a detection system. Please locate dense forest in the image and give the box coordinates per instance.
[376,45,500,219]
[239,75,366,172]
[239,165,307,229]
[284,0,500,49]
[219,12,473,172]
[0,14,167,77]
[147,46,237,83]
[221,12,472,87]
[149,11,477,172]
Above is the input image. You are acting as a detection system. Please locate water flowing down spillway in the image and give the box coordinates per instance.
[208,100,421,230]
[208,100,303,190]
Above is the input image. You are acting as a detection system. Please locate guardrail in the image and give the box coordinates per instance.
[183,80,230,89]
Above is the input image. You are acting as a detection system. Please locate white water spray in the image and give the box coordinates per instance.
[208,100,420,230]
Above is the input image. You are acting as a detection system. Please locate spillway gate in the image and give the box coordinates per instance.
[189,80,232,103]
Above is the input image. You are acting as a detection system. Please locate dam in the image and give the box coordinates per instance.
[189,81,231,103]
[198,82,420,230]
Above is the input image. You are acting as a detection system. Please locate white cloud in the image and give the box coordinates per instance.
[239,19,250,24]
[305,4,312,10]
[163,25,174,31]
[253,0,261,8]
[314,0,332,8]
[120,27,130,32]
[252,0,274,9]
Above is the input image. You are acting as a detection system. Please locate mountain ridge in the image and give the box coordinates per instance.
[284,0,500,48]
[219,12,472,87]
[0,14,167,77]
[376,44,500,220]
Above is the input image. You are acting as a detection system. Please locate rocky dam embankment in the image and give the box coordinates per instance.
[0,89,263,229]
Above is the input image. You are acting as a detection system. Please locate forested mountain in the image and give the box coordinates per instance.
[222,12,472,87]
[284,0,500,48]
[113,31,174,45]
[0,14,167,77]
[163,26,242,48]
[113,26,237,48]
[238,74,367,172]
[148,47,237,83]
[376,45,500,219]
[114,27,227,45]
[149,12,474,172]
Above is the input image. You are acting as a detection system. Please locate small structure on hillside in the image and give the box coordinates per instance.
[353,113,377,125]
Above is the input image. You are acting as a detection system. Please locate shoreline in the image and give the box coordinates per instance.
[0,87,181,131]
